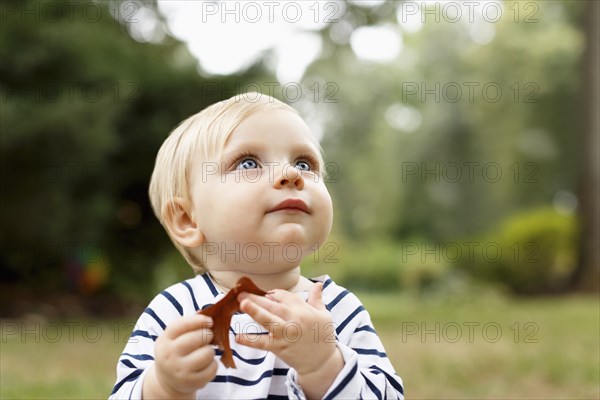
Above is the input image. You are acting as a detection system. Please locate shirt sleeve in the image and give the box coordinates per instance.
[285,290,404,400]
[109,288,185,400]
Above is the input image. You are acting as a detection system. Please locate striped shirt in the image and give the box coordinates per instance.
[110,274,404,399]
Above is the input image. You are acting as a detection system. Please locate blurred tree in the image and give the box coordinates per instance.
[0,0,270,311]
[572,0,599,292]
[0,0,593,306]
[307,0,590,292]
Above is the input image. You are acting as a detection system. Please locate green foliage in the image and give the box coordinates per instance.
[0,0,271,303]
[328,239,404,291]
[312,0,584,242]
[302,237,456,294]
[152,250,196,294]
[459,208,579,294]
[0,0,591,305]
[304,207,578,296]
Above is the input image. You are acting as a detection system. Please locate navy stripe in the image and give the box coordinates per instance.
[355,325,377,334]
[202,273,219,296]
[123,352,154,361]
[213,370,272,386]
[266,395,288,400]
[336,305,365,335]
[353,348,387,358]
[161,290,183,316]
[232,349,268,365]
[130,330,157,341]
[119,359,136,369]
[361,371,382,399]
[322,278,333,289]
[144,307,166,330]
[327,290,349,310]
[231,327,268,335]
[273,368,288,376]
[182,281,200,311]
[292,384,302,398]
[370,365,404,395]
[324,362,358,400]
[128,378,139,400]
[111,368,143,395]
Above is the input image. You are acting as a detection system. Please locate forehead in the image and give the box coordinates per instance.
[225,109,321,153]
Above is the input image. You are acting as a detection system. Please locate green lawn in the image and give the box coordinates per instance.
[364,293,599,399]
[1,294,598,399]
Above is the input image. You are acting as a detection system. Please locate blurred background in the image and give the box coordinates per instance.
[1,0,598,398]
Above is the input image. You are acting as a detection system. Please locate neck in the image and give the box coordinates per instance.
[207,267,303,293]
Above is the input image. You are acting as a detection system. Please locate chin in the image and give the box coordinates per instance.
[268,224,308,241]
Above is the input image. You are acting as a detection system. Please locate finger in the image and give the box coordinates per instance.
[184,344,217,372]
[191,359,218,388]
[307,282,327,311]
[235,332,272,351]
[266,289,306,307]
[239,297,284,328]
[165,314,213,339]
[174,328,214,355]
[239,293,291,320]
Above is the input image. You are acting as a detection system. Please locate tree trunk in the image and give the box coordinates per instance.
[574,0,599,292]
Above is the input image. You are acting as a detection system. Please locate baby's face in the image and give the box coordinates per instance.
[189,109,333,274]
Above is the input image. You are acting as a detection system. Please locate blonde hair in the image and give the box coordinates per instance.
[148,92,322,273]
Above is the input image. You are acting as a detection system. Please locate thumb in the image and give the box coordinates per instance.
[307,282,326,311]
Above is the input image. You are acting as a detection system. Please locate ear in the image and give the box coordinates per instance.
[163,197,205,248]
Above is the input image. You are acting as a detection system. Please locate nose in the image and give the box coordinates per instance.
[274,164,304,190]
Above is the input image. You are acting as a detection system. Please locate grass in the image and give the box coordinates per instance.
[0,319,133,399]
[1,294,598,399]
[363,292,600,399]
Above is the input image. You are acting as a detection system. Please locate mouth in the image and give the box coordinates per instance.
[268,198,310,214]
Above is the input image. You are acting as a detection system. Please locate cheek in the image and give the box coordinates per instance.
[205,182,262,225]
[315,185,334,228]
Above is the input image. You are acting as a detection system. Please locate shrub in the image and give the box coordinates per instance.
[302,237,453,293]
[458,207,578,294]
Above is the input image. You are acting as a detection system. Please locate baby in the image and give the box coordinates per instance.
[110,93,404,399]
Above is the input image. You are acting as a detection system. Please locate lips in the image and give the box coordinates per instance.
[268,199,310,214]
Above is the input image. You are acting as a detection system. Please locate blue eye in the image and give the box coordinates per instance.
[237,158,259,170]
[295,161,311,171]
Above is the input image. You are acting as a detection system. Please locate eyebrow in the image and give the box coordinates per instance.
[222,142,321,162]
[221,142,266,162]
[290,143,322,158]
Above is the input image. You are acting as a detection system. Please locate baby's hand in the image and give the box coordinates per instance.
[237,283,344,397]
[145,314,218,399]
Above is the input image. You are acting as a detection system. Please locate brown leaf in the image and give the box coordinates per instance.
[198,276,267,368]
